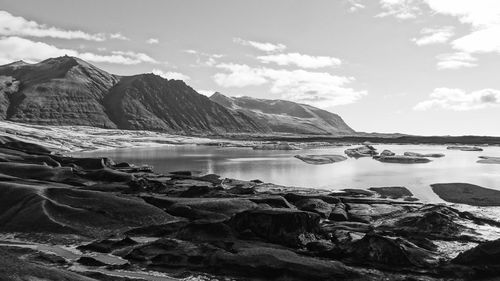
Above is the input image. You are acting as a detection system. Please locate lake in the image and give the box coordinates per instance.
[74,144,500,203]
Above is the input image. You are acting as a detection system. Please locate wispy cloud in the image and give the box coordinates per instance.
[376,0,422,19]
[348,0,366,12]
[0,36,157,65]
[233,38,286,52]
[213,63,366,107]
[436,52,477,70]
[412,26,454,46]
[152,69,190,80]
[110,33,129,40]
[146,38,159,44]
[0,10,105,41]
[414,87,500,111]
[257,53,341,69]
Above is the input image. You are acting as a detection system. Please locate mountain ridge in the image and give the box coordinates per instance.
[210,92,355,135]
[0,56,355,135]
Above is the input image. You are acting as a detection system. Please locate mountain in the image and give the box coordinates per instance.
[103,74,264,133]
[210,92,355,135]
[0,56,267,134]
[0,56,119,127]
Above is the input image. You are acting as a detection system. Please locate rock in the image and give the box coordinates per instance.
[380,149,395,156]
[229,208,320,247]
[477,156,500,164]
[329,203,349,221]
[374,155,431,164]
[77,256,107,267]
[175,221,235,242]
[344,233,439,268]
[248,195,295,209]
[294,154,347,165]
[345,145,378,158]
[77,237,137,253]
[403,152,445,158]
[295,198,332,219]
[447,146,483,151]
[330,189,374,197]
[124,221,188,237]
[431,183,500,206]
[369,186,414,199]
[213,246,361,280]
[453,238,500,266]
[142,196,258,222]
[284,193,340,204]
[381,205,471,241]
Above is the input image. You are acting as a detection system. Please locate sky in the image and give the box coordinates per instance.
[0,0,499,136]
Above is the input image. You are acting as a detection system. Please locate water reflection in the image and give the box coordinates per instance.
[74,144,500,203]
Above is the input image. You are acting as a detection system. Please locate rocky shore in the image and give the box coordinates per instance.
[1,135,500,280]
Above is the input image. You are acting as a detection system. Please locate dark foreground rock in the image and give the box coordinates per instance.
[1,135,500,280]
[294,154,347,164]
[432,183,500,206]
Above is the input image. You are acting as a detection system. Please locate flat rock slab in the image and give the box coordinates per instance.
[374,155,431,164]
[294,154,347,165]
[432,183,500,206]
[477,156,500,164]
[404,152,445,158]
[369,186,414,200]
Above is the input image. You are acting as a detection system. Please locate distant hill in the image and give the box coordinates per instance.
[0,56,355,135]
[210,92,355,135]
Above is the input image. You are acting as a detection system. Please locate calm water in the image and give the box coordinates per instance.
[74,144,500,203]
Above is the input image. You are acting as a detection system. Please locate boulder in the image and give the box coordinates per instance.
[295,198,332,218]
[380,150,395,157]
[229,208,320,247]
[345,145,378,158]
[329,203,348,221]
[344,233,438,268]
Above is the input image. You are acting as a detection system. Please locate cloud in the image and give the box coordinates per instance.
[376,0,422,19]
[110,33,129,40]
[213,63,366,107]
[196,90,216,96]
[0,36,157,65]
[414,87,500,111]
[412,26,454,46]
[257,53,342,69]
[0,10,105,41]
[348,0,366,12]
[213,63,268,87]
[436,52,477,69]
[233,38,286,52]
[152,69,190,80]
[146,38,159,44]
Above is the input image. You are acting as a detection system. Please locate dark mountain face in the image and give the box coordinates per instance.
[210,92,355,135]
[0,56,119,128]
[103,74,266,134]
[0,57,267,134]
